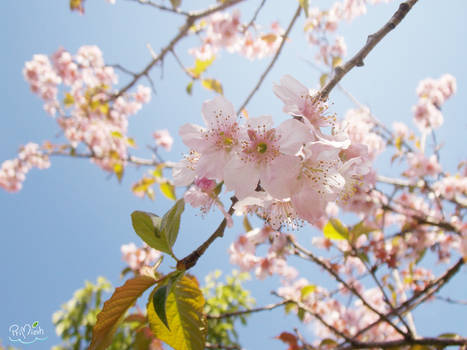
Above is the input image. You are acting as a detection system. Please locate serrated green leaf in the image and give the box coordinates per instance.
[89,275,157,350]
[160,182,176,200]
[161,199,185,249]
[131,211,172,254]
[152,271,184,331]
[153,285,171,330]
[323,218,349,241]
[148,275,206,350]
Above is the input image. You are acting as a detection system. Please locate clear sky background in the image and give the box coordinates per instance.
[1,0,466,349]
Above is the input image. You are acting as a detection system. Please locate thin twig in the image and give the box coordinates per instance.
[319,0,418,100]
[289,236,409,338]
[49,149,174,167]
[242,0,267,33]
[109,63,137,77]
[115,0,245,98]
[236,5,302,115]
[271,294,356,343]
[205,343,241,350]
[347,258,464,341]
[436,295,467,306]
[207,300,288,319]
[176,197,238,271]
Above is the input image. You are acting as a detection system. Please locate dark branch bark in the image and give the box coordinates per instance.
[319,0,418,100]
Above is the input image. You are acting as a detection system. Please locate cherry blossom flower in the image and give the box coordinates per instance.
[273,75,334,128]
[153,129,173,151]
[223,115,310,199]
[121,242,161,273]
[179,95,239,180]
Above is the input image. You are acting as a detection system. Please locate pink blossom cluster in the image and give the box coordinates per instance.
[0,143,50,192]
[334,108,385,216]
[304,0,392,66]
[189,10,284,61]
[153,129,173,152]
[403,152,441,179]
[412,74,456,131]
[121,242,161,273]
[182,176,233,227]
[433,175,467,201]
[174,75,372,228]
[277,278,402,342]
[22,46,151,173]
[228,227,297,280]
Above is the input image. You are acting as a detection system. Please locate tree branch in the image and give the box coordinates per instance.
[288,236,409,338]
[347,258,464,341]
[236,5,302,115]
[207,300,288,320]
[115,0,245,98]
[176,197,238,271]
[49,149,174,168]
[338,337,467,350]
[319,0,418,100]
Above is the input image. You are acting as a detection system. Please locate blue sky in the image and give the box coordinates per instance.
[1,0,466,349]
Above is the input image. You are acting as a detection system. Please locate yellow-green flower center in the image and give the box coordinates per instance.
[257,142,268,154]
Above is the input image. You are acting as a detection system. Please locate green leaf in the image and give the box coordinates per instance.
[152,271,184,331]
[32,321,38,328]
[188,57,215,78]
[160,182,176,200]
[201,79,223,94]
[300,285,316,299]
[298,0,309,17]
[323,218,349,241]
[320,338,338,347]
[438,333,461,339]
[63,93,75,107]
[148,275,206,350]
[186,81,193,95]
[153,285,171,330]
[131,211,171,255]
[297,307,306,322]
[350,220,376,242]
[284,302,295,314]
[160,199,185,249]
[89,275,157,350]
